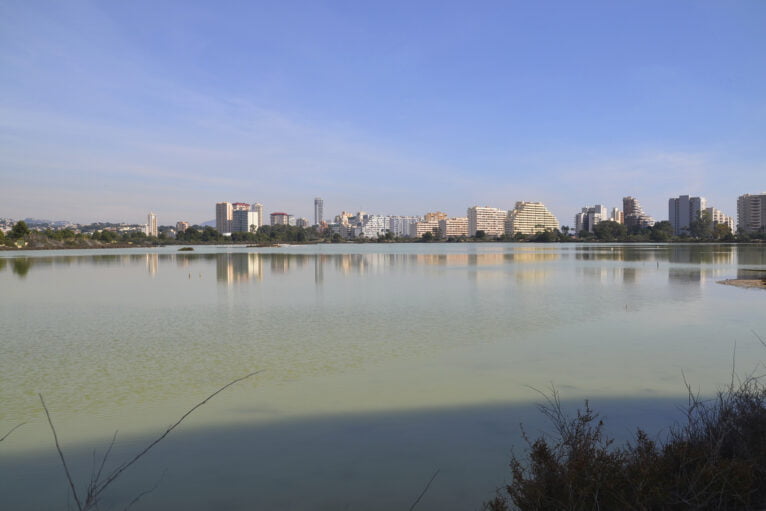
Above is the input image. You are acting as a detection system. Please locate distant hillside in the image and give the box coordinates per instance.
[24,218,71,226]
[200,219,216,227]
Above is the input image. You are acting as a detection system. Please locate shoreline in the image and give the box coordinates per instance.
[1,240,764,253]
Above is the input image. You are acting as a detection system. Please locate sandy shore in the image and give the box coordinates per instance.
[717,279,766,290]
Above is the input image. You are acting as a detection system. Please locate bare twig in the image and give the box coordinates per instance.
[408,469,440,511]
[753,329,766,349]
[93,370,262,503]
[40,394,84,511]
[95,431,119,488]
[42,370,263,511]
[0,421,26,443]
[121,470,166,511]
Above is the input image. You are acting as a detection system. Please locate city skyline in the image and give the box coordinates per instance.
[1,1,765,224]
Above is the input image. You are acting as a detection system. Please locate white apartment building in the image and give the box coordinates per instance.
[574,205,608,233]
[360,215,390,238]
[467,206,507,237]
[669,195,707,236]
[438,217,469,239]
[252,203,264,228]
[232,210,259,233]
[506,202,559,235]
[737,193,766,234]
[388,216,421,238]
[705,207,735,232]
[145,212,158,237]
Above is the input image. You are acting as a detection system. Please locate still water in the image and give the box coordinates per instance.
[1,243,765,509]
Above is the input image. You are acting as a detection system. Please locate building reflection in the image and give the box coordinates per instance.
[216,253,263,284]
[737,268,766,281]
[572,244,737,265]
[667,245,735,265]
[145,253,158,276]
[737,246,766,267]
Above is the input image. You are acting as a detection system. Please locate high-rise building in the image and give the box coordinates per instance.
[574,205,608,233]
[387,216,420,237]
[623,196,655,229]
[424,211,448,223]
[176,221,189,232]
[270,212,290,226]
[216,202,233,233]
[668,195,707,236]
[314,198,324,226]
[410,220,440,238]
[232,210,259,233]
[506,202,559,235]
[705,207,735,233]
[467,206,507,237]
[610,208,624,224]
[360,215,390,238]
[296,217,310,228]
[737,193,766,234]
[438,217,469,239]
[232,202,249,211]
[146,212,158,237]
[252,203,264,228]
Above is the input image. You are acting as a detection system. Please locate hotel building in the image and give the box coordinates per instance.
[145,212,158,237]
[438,217,469,239]
[737,193,766,234]
[467,206,507,237]
[668,195,707,236]
[216,202,233,233]
[506,201,559,235]
[623,196,655,228]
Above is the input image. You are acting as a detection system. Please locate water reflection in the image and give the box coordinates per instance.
[573,244,738,264]
[0,245,762,289]
[216,253,264,284]
[146,253,158,276]
[12,258,31,277]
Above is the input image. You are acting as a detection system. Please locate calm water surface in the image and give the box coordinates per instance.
[1,243,765,509]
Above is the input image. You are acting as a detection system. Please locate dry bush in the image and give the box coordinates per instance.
[488,371,766,511]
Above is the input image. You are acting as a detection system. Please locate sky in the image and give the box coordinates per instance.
[1,0,764,226]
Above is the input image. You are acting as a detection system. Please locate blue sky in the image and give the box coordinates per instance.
[1,0,764,225]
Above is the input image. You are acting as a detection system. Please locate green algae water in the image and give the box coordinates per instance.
[1,243,765,510]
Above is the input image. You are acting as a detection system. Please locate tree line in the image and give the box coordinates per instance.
[2,218,764,249]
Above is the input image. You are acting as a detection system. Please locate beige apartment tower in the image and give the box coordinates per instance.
[216,202,233,233]
[252,203,264,228]
[505,201,559,236]
[410,220,440,238]
[439,217,469,239]
[467,206,507,237]
[146,212,158,237]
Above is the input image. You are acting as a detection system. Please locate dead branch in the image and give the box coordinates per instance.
[408,469,440,511]
[41,370,262,511]
[0,421,26,443]
[40,394,84,511]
